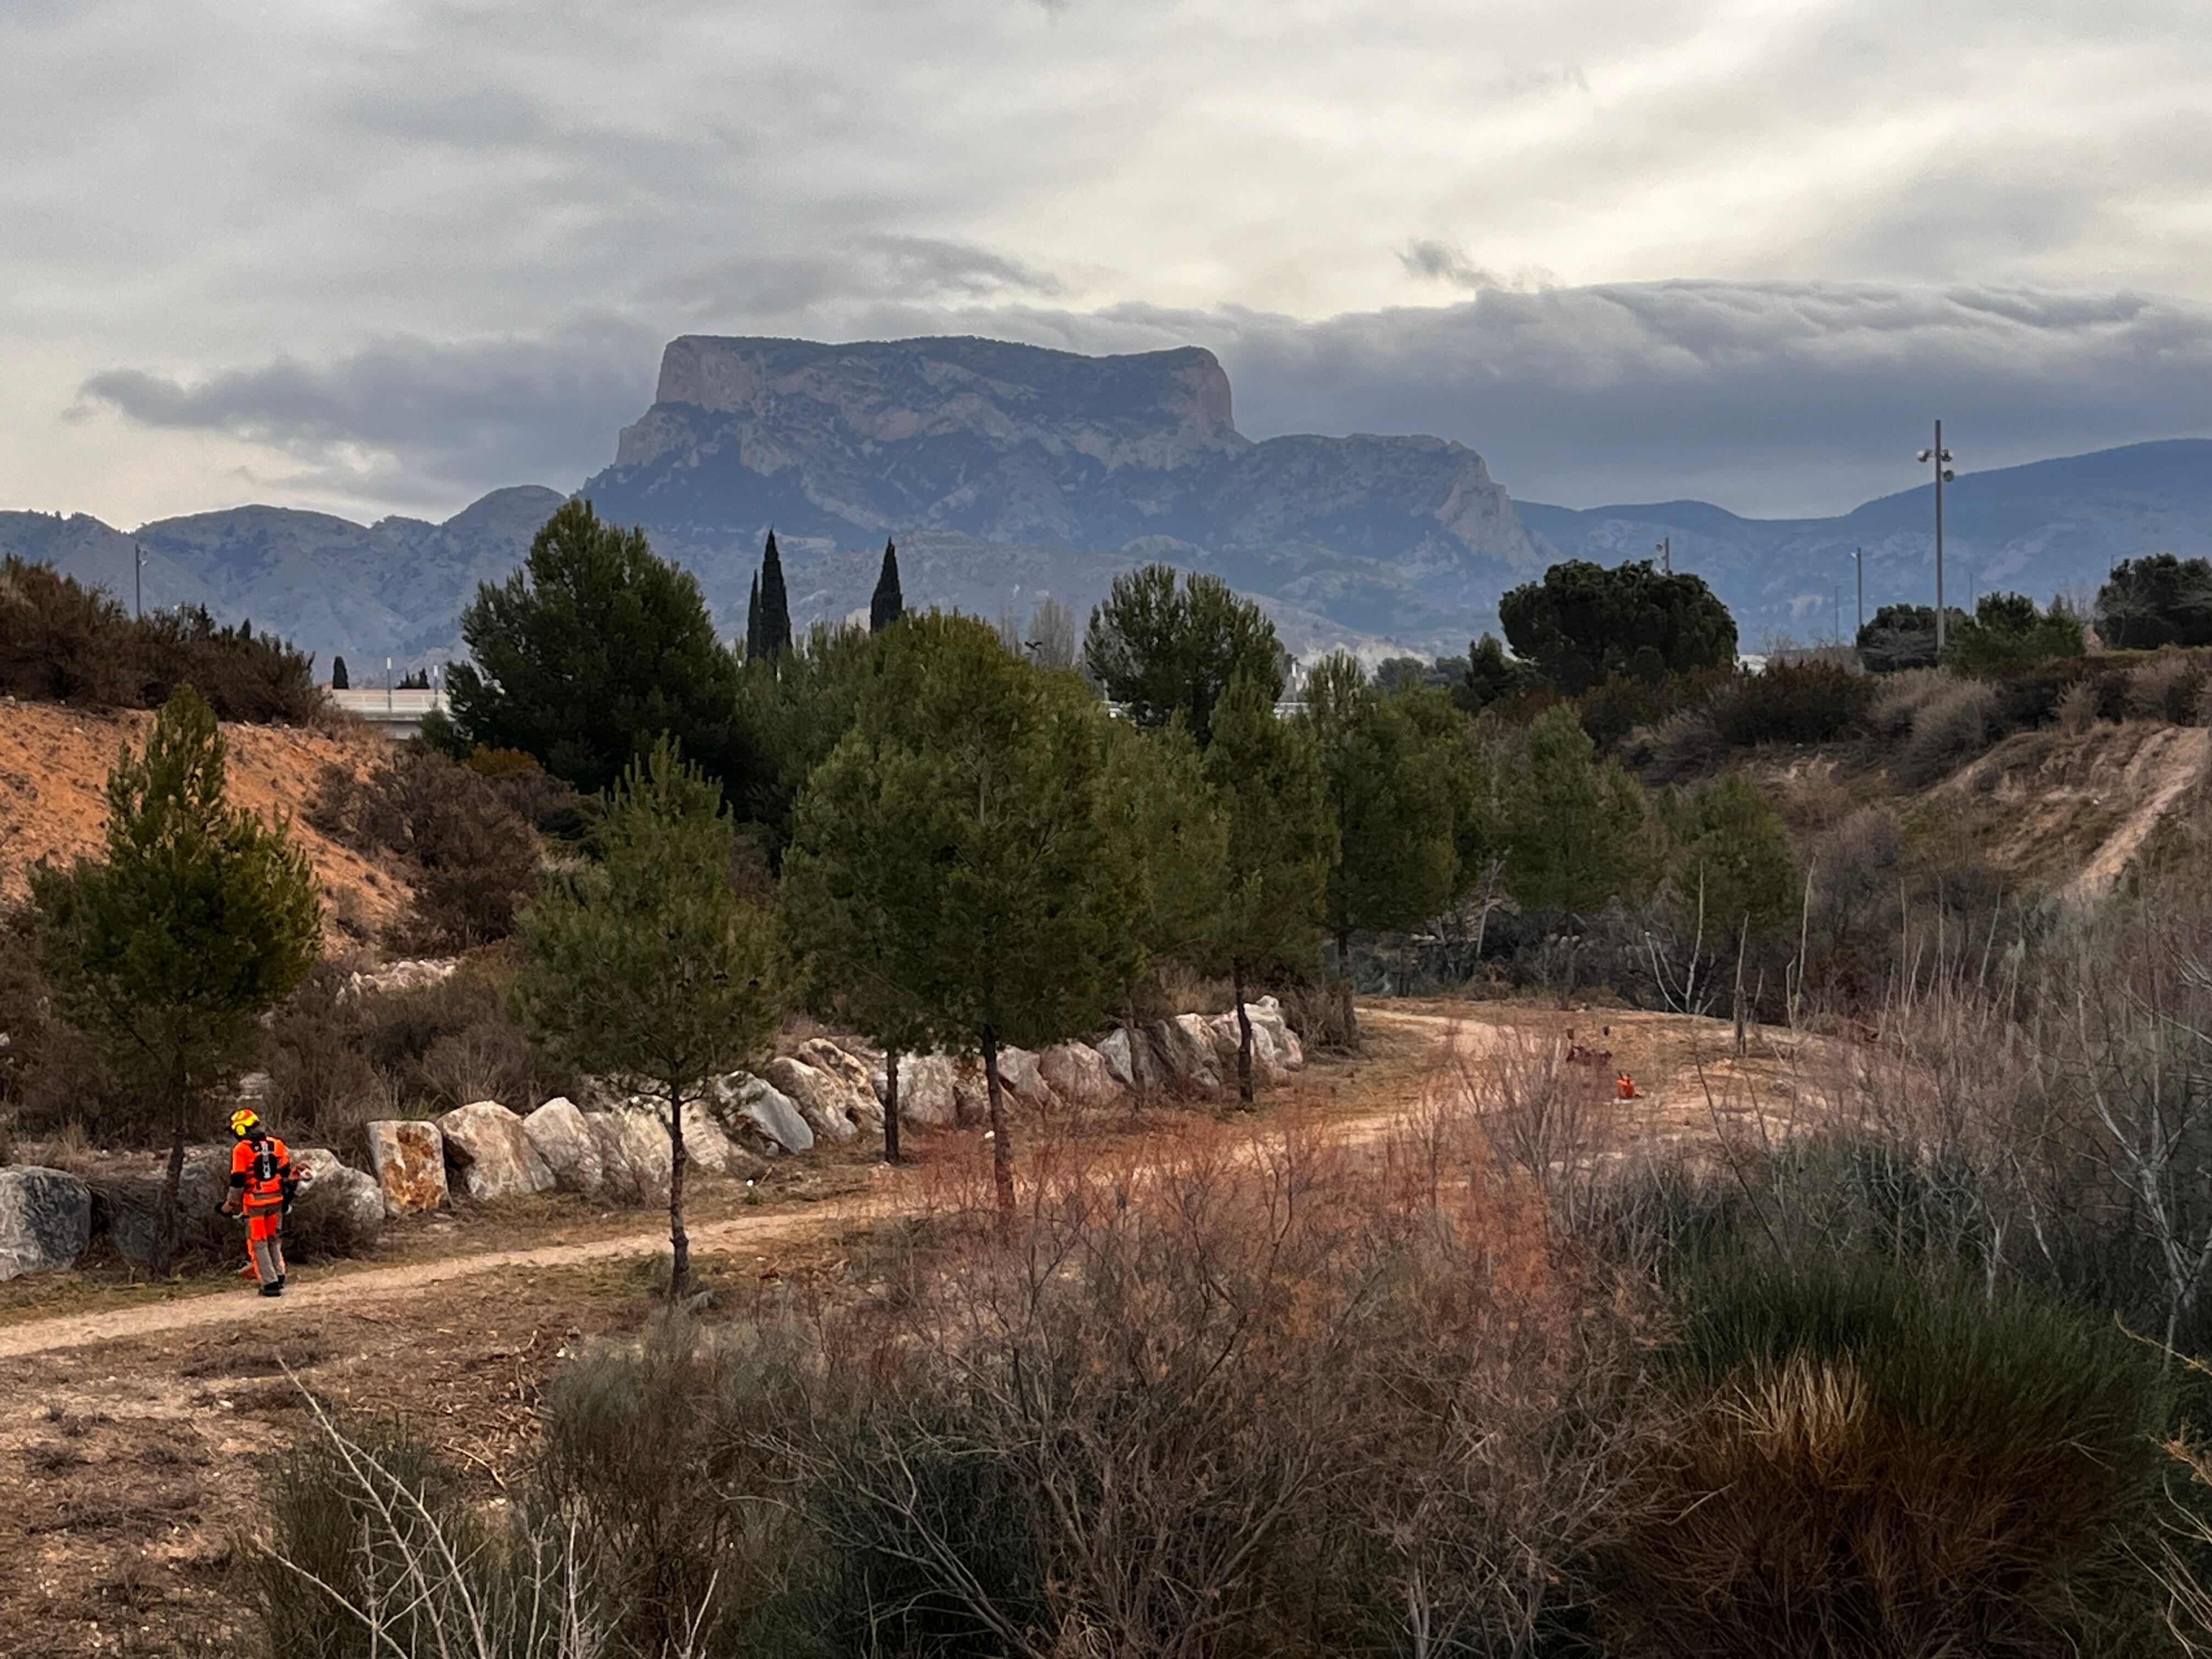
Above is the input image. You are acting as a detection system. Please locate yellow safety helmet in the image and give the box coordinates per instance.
[229,1108,261,1138]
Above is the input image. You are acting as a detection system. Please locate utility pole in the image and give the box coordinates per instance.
[1853,546,1864,636]
[1833,585,1841,644]
[1916,421,1955,652]
[1656,537,1672,575]
[386,656,393,713]
[133,543,145,620]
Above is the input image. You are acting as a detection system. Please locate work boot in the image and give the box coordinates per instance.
[275,1274,287,1291]
[259,1283,284,1297]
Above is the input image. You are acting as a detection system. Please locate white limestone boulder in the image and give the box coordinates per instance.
[722,1075,814,1155]
[437,1101,556,1201]
[1094,1027,1165,1093]
[290,1148,387,1243]
[1205,1009,1289,1088]
[1038,1042,1121,1109]
[766,1057,861,1144]
[992,1046,1063,1110]
[797,1038,887,1135]
[523,1098,605,1194]
[365,1120,449,1216]
[679,1100,755,1175]
[1249,996,1304,1068]
[881,1053,960,1128]
[1154,1016,1224,1092]
[589,1108,673,1203]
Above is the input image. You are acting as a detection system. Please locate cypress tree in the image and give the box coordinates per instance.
[759,530,792,656]
[870,538,905,633]
[331,654,349,690]
[745,572,762,662]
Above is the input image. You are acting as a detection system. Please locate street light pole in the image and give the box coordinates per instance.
[1916,422,1955,652]
[1853,546,1864,637]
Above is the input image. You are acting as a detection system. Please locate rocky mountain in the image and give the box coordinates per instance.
[4,331,2209,671]
[1519,439,2212,645]
[580,335,1544,655]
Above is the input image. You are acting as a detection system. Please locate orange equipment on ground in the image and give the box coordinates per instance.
[1616,1073,1637,1101]
[223,1108,300,1296]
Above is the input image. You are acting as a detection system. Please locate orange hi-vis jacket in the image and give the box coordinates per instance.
[230,1133,294,1218]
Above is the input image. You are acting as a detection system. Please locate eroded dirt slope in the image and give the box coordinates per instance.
[0,697,411,940]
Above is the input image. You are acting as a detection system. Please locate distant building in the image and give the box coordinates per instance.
[324,686,449,740]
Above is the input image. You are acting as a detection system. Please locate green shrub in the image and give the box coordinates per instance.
[1574,665,1731,751]
[1713,661,1872,746]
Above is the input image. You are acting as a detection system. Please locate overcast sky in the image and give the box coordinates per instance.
[5,0,2209,526]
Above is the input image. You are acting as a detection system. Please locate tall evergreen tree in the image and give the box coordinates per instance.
[758,530,793,657]
[509,737,785,1297]
[31,686,321,1267]
[1198,673,1335,1102]
[1301,653,1457,1026]
[330,654,349,691]
[1502,704,1655,914]
[782,614,1140,1232]
[745,572,763,662]
[444,500,742,796]
[870,538,905,633]
[1082,563,1284,746]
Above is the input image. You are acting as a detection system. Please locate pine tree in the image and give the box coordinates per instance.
[759,530,792,657]
[1301,653,1457,1029]
[1082,564,1283,746]
[331,655,350,691]
[509,737,785,1297]
[1502,704,1655,914]
[445,499,743,796]
[31,686,321,1268]
[782,614,1140,1232]
[870,538,904,633]
[746,572,763,662]
[1199,673,1334,1102]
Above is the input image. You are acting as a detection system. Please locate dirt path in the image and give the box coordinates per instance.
[0,1195,881,1361]
[3,1003,1818,1364]
[2068,724,2211,898]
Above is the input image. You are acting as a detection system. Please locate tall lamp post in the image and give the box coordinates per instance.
[1916,422,1956,652]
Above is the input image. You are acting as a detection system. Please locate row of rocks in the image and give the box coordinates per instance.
[0,1148,388,1281]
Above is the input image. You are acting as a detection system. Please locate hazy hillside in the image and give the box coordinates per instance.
[1519,438,2212,644]
[4,335,2209,669]
[0,486,566,675]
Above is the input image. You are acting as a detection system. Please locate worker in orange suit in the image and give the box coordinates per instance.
[1616,1073,1637,1101]
[223,1109,301,1296]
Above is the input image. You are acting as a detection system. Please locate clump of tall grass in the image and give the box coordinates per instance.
[1601,1245,2171,1656]
[255,1393,618,1658]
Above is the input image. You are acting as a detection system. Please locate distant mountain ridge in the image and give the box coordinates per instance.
[1519,438,2212,641]
[3,331,2209,670]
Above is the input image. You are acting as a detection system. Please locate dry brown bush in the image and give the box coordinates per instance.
[2126,649,2210,724]
[534,1093,1650,1658]
[312,748,540,951]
